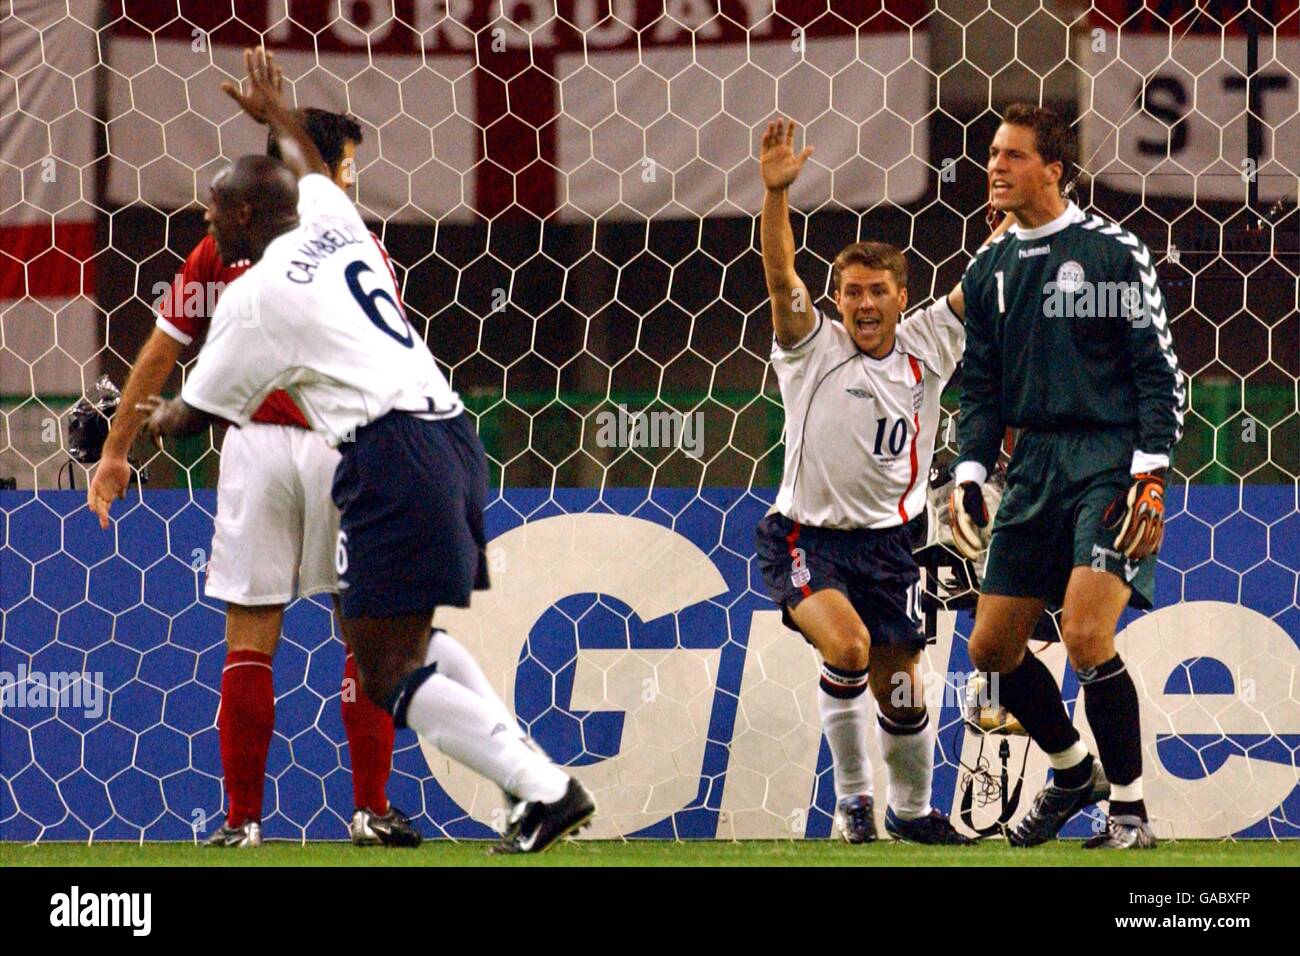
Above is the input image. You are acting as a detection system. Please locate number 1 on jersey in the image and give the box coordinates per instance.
[995,269,1005,314]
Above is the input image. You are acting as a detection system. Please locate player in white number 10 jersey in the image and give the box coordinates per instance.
[754,119,1009,845]
[146,48,594,854]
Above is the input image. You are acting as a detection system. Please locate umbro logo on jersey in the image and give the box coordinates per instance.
[1018,245,1050,258]
[845,387,872,399]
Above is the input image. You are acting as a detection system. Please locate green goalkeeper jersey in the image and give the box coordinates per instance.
[954,202,1185,479]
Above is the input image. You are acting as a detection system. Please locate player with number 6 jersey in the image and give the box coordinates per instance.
[179,171,462,443]
[753,118,1010,846]
[146,47,594,854]
[88,108,429,849]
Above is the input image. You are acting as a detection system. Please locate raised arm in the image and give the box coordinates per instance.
[221,47,328,180]
[759,119,816,348]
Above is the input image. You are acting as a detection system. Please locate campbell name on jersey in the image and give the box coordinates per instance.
[954,202,1184,480]
[773,297,963,530]
[182,174,461,446]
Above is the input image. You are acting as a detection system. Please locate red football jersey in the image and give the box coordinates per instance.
[156,234,309,428]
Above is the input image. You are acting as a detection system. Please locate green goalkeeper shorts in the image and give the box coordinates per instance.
[981,428,1156,611]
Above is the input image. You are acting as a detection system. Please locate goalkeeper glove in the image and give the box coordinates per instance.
[1102,470,1166,562]
[948,480,989,561]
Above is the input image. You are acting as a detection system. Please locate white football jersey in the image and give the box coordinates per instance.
[182,174,461,446]
[772,297,963,530]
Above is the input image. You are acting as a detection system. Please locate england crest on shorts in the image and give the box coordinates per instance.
[791,546,811,588]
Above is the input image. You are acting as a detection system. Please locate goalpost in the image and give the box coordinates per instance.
[1,0,1296,842]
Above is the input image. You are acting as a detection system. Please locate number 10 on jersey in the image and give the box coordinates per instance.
[873,416,908,457]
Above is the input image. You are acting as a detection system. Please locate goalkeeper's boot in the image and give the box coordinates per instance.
[489,777,595,855]
[204,820,262,848]
[350,805,422,847]
[885,807,974,845]
[1008,759,1110,848]
[1082,815,1157,850]
[835,794,878,844]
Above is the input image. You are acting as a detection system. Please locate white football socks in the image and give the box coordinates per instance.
[819,685,874,800]
[877,710,935,820]
[402,670,569,804]
[1110,779,1143,802]
[425,628,522,738]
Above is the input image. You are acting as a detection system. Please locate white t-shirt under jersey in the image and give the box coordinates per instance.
[772,297,963,530]
[182,174,461,446]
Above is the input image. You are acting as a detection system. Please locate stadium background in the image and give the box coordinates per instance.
[1,0,1297,843]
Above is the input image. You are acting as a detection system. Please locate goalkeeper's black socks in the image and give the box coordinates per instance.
[1080,653,1147,821]
[1051,752,1094,791]
[996,650,1081,758]
[1109,799,1148,820]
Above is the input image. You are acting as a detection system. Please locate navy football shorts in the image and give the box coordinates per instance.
[331,411,490,619]
[754,512,924,650]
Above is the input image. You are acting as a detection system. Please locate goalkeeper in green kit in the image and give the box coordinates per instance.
[949,104,1184,849]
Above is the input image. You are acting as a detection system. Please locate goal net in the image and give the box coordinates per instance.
[1,0,1296,842]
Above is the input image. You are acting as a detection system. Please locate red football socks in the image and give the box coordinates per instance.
[219,650,274,828]
[342,652,395,814]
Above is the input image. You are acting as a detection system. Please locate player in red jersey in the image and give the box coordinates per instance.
[87,110,439,847]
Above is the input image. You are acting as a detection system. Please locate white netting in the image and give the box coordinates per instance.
[1,0,1296,842]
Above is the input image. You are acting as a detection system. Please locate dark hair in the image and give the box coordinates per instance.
[267,108,363,175]
[832,241,908,293]
[999,102,1077,191]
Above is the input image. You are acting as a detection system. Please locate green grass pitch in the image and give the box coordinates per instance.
[2,839,1293,867]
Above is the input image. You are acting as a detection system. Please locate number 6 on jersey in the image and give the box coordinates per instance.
[346,260,413,347]
[335,530,348,576]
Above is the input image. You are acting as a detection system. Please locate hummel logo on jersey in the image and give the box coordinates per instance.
[1018,245,1050,258]
[845,387,872,399]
